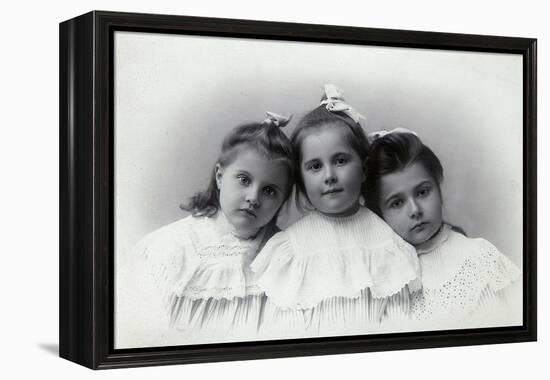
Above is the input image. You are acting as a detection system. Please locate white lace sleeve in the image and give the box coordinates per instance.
[411,234,521,330]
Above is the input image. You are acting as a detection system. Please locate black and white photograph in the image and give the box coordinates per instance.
[113,30,525,349]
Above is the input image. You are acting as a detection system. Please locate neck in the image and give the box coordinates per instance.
[218,211,261,240]
[319,202,361,218]
[232,227,261,240]
[414,223,446,254]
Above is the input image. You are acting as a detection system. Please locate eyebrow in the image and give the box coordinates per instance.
[236,170,252,177]
[334,152,353,157]
[303,158,320,167]
[303,152,353,165]
[383,193,402,207]
[268,183,283,192]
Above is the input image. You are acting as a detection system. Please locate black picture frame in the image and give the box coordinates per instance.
[59,10,537,369]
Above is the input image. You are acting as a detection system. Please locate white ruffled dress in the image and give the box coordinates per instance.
[125,212,269,346]
[401,224,522,331]
[250,207,422,340]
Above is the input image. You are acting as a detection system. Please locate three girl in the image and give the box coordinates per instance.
[127,86,521,346]
[365,130,521,330]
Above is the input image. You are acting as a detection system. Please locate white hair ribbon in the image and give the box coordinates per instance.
[320,84,366,124]
[367,127,418,144]
[263,111,293,128]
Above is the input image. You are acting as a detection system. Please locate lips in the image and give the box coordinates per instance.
[411,221,430,232]
[322,188,343,196]
[239,209,257,218]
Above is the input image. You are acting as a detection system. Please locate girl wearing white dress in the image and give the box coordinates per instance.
[365,130,521,331]
[251,86,421,339]
[124,112,295,347]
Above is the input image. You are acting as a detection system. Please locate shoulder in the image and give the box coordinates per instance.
[138,215,197,244]
[466,236,521,290]
[131,214,211,261]
[282,208,405,247]
[445,231,508,261]
[433,231,521,291]
[357,208,411,245]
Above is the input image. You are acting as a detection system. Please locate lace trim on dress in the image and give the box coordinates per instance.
[411,235,521,322]
[136,214,267,303]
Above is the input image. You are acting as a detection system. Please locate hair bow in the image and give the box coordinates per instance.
[367,127,418,144]
[320,84,366,124]
[263,111,293,128]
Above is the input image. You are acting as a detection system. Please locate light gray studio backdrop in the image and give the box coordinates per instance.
[114,31,523,346]
[114,31,523,268]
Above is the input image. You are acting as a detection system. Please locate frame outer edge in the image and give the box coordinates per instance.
[526,38,537,340]
[59,11,96,369]
[59,16,74,363]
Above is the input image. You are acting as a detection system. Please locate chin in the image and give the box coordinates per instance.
[319,208,345,215]
[409,230,435,246]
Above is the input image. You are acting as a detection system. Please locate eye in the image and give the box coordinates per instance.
[334,156,349,166]
[305,161,322,171]
[389,199,404,209]
[263,186,277,197]
[236,174,250,186]
[417,186,431,198]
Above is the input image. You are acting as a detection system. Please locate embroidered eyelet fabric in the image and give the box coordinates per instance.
[408,225,521,330]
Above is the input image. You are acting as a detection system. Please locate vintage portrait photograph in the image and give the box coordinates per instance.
[113,30,524,349]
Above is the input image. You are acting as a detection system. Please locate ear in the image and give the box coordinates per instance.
[215,164,223,189]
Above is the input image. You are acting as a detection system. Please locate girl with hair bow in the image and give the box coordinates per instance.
[251,86,421,339]
[365,130,521,331]
[123,112,295,347]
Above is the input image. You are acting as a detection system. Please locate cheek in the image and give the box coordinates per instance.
[301,172,318,192]
[382,210,406,232]
[432,200,443,219]
[344,164,364,185]
[221,182,241,201]
[258,196,283,218]
[428,193,443,217]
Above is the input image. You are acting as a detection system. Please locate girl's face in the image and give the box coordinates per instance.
[378,161,442,246]
[216,148,290,238]
[300,125,365,217]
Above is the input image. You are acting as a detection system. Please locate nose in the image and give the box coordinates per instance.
[245,187,260,209]
[324,166,337,185]
[409,199,422,219]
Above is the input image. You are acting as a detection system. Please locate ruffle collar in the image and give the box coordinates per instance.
[251,208,421,309]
